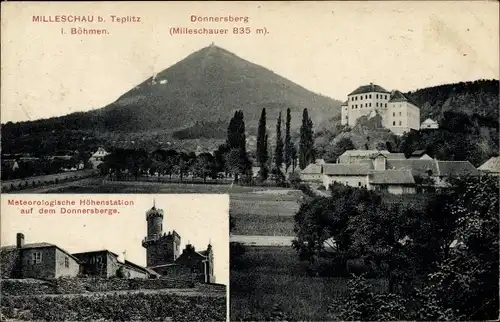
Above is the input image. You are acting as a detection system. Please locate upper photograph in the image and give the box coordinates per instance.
[1,2,498,196]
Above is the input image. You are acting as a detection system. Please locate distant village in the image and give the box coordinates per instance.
[0,202,216,284]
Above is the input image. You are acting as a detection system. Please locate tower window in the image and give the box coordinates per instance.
[376,94,379,99]
[399,112,402,116]
[393,121,396,126]
[385,103,387,107]
[399,121,402,126]
[393,112,395,116]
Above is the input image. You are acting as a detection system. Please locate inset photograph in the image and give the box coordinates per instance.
[1,194,228,321]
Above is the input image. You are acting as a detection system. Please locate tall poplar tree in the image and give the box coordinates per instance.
[284,108,292,172]
[299,108,315,169]
[256,108,269,180]
[275,112,284,171]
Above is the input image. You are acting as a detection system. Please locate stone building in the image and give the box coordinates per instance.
[0,233,80,279]
[341,83,421,135]
[142,202,215,283]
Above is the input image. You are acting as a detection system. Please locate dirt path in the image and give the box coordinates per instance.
[230,235,294,246]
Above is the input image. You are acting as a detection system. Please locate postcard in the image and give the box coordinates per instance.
[1,1,499,321]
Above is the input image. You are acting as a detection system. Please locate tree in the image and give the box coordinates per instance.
[274,111,284,172]
[225,111,251,183]
[256,108,269,181]
[284,108,292,172]
[299,108,315,169]
[324,137,355,163]
[192,153,216,183]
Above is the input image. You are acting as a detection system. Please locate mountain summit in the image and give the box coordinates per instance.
[92,44,341,133]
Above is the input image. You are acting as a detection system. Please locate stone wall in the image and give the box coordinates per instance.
[1,277,194,296]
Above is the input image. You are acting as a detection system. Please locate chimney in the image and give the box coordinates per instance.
[16,233,25,248]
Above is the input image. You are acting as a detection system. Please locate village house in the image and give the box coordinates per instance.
[142,203,215,283]
[301,149,480,195]
[420,118,439,130]
[0,233,80,279]
[341,83,421,136]
[89,147,109,169]
[73,250,122,278]
[409,150,433,160]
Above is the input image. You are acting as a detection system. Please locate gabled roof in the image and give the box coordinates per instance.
[72,249,119,258]
[421,118,438,125]
[339,150,405,160]
[478,156,500,173]
[1,243,80,263]
[386,159,438,177]
[436,161,479,177]
[322,164,372,175]
[386,159,479,177]
[411,150,427,156]
[123,260,151,274]
[348,83,390,96]
[388,90,420,107]
[301,163,322,174]
[369,170,415,185]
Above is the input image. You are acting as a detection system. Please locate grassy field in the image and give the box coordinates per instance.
[230,213,295,236]
[230,246,388,321]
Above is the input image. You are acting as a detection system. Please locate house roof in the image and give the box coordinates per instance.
[369,170,415,185]
[339,150,405,160]
[72,249,120,258]
[388,90,420,107]
[386,159,479,177]
[348,83,390,96]
[301,163,322,174]
[322,164,372,175]
[478,156,500,173]
[421,118,438,125]
[123,260,151,274]
[341,101,348,106]
[436,161,479,177]
[1,243,80,263]
[411,150,427,156]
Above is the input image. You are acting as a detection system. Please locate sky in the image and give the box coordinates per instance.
[1,1,498,123]
[1,194,230,285]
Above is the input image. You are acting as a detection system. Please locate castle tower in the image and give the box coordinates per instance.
[142,202,181,267]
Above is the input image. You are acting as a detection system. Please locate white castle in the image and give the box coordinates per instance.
[341,83,421,136]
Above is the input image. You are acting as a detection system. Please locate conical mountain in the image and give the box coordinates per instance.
[92,44,342,133]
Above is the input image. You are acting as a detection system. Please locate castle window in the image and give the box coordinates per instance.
[369,103,372,107]
[393,112,395,116]
[376,102,378,107]
[399,121,402,126]
[369,94,372,98]
[32,252,42,264]
[393,121,396,126]
[376,94,379,99]
[399,112,402,116]
[385,103,387,107]
[358,182,362,187]
[65,257,69,268]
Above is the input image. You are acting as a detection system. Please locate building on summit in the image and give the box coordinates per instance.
[142,202,215,283]
[341,83,421,136]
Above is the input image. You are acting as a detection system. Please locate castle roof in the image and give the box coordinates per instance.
[389,90,420,107]
[348,83,390,96]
